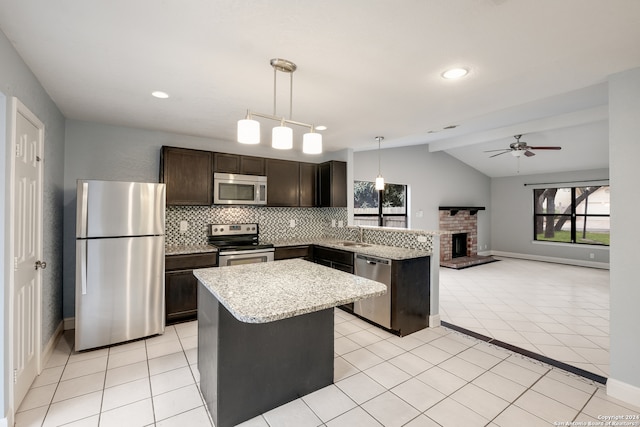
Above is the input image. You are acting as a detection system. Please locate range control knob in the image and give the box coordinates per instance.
[220,228,224,232]
[251,226,256,231]
[213,228,218,233]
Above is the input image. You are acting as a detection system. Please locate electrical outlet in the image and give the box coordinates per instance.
[179,220,189,234]
[590,253,595,259]
[416,210,424,218]
[417,235,427,243]
[338,220,344,228]
[332,219,336,228]
[290,219,296,228]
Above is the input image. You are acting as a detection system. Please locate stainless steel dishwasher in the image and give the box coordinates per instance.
[353,254,392,328]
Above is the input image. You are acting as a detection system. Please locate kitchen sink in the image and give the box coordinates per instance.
[336,241,372,248]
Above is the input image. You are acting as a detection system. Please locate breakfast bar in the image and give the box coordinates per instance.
[194,259,387,427]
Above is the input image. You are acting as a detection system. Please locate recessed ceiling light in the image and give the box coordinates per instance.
[441,68,469,79]
[152,91,169,99]
[315,125,327,131]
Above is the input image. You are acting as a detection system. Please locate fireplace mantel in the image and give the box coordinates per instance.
[439,206,486,216]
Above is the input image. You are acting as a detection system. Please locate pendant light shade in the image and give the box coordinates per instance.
[303,129,322,154]
[237,118,260,144]
[375,136,385,190]
[237,58,323,154]
[272,125,293,149]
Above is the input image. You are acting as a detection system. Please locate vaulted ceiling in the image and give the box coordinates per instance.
[1,0,639,176]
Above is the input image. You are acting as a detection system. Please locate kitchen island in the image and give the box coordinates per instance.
[193,259,386,427]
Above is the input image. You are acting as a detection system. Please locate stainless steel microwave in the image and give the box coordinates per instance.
[213,173,267,205]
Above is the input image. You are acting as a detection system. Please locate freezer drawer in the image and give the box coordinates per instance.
[75,235,165,351]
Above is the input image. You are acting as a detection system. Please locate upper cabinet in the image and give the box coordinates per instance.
[213,153,265,176]
[318,161,347,207]
[161,147,346,208]
[299,162,317,207]
[160,146,213,206]
[266,158,300,207]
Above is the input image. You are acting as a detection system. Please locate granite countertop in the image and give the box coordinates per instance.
[165,244,217,256]
[193,259,387,324]
[268,238,430,261]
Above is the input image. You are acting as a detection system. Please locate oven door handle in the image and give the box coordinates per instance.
[219,249,275,256]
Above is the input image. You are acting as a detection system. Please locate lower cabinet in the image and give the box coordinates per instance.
[312,246,354,311]
[165,252,217,324]
[274,245,313,261]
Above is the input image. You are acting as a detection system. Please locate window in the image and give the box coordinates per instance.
[533,186,609,246]
[354,180,407,227]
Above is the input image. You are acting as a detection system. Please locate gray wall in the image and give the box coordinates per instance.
[491,169,610,264]
[62,120,348,319]
[1,29,66,422]
[609,68,640,398]
[353,144,492,249]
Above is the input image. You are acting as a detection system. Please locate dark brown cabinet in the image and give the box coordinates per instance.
[165,252,217,324]
[389,256,430,336]
[214,153,266,176]
[318,161,347,207]
[266,159,300,206]
[160,146,213,205]
[299,162,317,207]
[313,246,354,311]
[274,245,313,261]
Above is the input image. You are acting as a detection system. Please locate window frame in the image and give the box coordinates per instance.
[532,186,610,246]
[353,181,407,228]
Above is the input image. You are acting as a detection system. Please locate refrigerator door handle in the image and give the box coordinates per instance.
[77,181,89,237]
[79,240,88,295]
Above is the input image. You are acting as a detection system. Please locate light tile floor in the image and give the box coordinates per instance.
[17,309,639,426]
[439,257,610,377]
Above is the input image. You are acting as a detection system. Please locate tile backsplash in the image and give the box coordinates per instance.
[166,206,436,253]
[166,205,348,245]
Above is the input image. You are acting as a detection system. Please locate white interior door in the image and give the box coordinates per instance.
[11,98,44,410]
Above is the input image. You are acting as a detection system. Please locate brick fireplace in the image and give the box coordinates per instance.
[439,206,495,269]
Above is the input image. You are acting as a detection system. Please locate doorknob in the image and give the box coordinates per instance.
[35,260,47,270]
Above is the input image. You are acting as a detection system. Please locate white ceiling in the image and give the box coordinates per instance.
[1,0,639,177]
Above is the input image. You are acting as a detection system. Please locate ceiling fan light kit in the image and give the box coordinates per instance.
[485,134,562,158]
[237,58,322,154]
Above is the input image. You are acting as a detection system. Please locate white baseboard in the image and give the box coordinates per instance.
[0,415,9,427]
[490,250,610,270]
[64,317,75,330]
[41,321,64,368]
[607,378,640,408]
[429,314,441,328]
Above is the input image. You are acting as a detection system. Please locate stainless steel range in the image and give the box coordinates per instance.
[208,223,274,266]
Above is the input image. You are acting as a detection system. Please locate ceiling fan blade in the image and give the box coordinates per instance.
[528,146,562,150]
[489,151,510,158]
[524,150,536,157]
[484,149,511,153]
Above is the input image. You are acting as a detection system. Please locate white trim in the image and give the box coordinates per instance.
[0,415,10,427]
[63,317,75,331]
[429,314,441,328]
[607,378,640,408]
[531,240,610,251]
[41,322,64,367]
[490,250,609,270]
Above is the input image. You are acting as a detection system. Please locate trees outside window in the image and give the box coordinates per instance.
[354,181,407,227]
[533,186,609,245]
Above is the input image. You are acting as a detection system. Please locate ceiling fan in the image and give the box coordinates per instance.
[485,135,562,158]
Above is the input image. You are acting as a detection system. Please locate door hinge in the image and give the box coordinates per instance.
[15,144,22,158]
[14,257,19,271]
[14,369,17,384]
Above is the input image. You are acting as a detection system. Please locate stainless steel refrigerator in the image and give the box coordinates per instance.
[75,180,166,351]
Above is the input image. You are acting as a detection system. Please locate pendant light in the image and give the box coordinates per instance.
[375,136,385,190]
[237,58,322,154]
